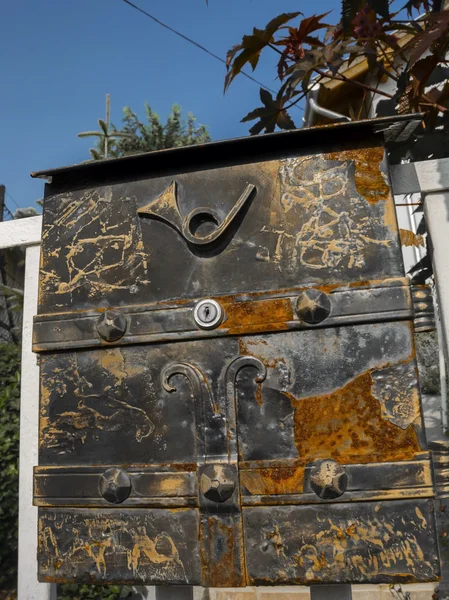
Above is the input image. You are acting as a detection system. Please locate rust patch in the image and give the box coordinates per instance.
[219,298,293,335]
[206,515,245,587]
[285,368,421,465]
[324,146,390,205]
[240,466,305,495]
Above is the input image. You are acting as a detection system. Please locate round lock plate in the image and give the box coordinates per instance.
[193,299,223,330]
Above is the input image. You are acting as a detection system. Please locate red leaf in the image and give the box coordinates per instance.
[224,12,301,92]
[226,44,242,68]
[403,11,449,67]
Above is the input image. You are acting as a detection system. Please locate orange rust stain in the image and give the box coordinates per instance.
[324,146,390,205]
[315,283,341,294]
[285,370,421,465]
[219,298,293,335]
[206,515,245,587]
[348,280,372,288]
[240,466,305,495]
[255,382,264,406]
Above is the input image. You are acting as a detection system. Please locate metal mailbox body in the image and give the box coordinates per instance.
[32,116,440,587]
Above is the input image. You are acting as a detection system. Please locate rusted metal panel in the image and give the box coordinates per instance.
[243,499,439,585]
[32,116,440,586]
[38,508,201,584]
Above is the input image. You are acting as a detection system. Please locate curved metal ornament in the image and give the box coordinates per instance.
[222,356,267,461]
[137,180,256,247]
[162,362,219,463]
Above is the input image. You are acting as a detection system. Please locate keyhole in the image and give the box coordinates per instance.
[194,299,223,329]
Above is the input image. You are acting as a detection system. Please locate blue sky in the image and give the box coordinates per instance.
[0,0,338,211]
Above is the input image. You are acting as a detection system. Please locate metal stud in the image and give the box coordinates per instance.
[200,464,235,503]
[99,467,132,504]
[97,309,128,342]
[296,289,331,324]
[193,299,223,330]
[310,459,347,499]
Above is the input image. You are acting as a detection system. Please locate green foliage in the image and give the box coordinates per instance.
[58,583,134,600]
[90,103,211,160]
[0,343,21,593]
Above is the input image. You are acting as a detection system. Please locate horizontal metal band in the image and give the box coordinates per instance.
[34,497,198,508]
[240,456,434,504]
[35,455,433,508]
[34,466,197,508]
[33,277,412,352]
[241,487,434,506]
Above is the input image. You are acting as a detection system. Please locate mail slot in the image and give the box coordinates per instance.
[31,115,440,587]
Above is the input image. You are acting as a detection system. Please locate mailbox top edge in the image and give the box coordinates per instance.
[31,114,421,190]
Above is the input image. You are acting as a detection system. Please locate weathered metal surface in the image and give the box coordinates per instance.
[38,509,201,584]
[32,116,440,586]
[243,499,439,585]
[32,278,414,351]
[412,284,436,332]
[429,441,449,499]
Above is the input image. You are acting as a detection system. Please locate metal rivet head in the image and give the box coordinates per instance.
[296,289,331,324]
[99,467,131,504]
[97,310,127,342]
[193,299,223,330]
[310,460,347,500]
[200,464,235,503]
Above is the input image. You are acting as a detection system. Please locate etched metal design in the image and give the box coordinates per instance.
[261,155,392,271]
[371,361,421,430]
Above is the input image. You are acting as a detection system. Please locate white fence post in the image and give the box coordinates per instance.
[18,243,55,600]
[0,216,55,600]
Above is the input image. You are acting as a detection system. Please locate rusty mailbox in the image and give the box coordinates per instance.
[32,115,441,587]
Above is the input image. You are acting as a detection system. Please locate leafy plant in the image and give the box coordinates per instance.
[81,103,211,160]
[225,1,449,134]
[58,583,134,600]
[0,343,21,594]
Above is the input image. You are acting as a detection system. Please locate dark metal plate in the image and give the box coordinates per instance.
[38,508,201,584]
[243,499,439,585]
